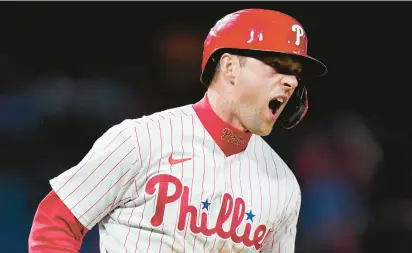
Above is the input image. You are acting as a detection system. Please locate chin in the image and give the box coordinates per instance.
[250,123,274,136]
[257,131,271,137]
[260,128,273,136]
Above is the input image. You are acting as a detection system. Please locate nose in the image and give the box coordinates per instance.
[281,75,298,91]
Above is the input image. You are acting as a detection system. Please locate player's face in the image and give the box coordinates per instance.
[232,55,301,136]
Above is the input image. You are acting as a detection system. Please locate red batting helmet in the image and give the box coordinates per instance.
[200,8,328,129]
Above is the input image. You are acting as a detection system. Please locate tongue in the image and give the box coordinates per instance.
[269,106,277,116]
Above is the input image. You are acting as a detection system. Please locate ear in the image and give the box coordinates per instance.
[219,53,236,85]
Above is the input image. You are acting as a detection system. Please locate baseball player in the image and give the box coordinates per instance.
[29,8,327,253]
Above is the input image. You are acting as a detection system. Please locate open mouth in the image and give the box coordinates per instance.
[268,98,284,114]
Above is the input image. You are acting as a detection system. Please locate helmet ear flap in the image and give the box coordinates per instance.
[280,84,308,130]
[200,49,225,86]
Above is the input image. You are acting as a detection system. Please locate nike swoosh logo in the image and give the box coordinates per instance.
[168,154,192,165]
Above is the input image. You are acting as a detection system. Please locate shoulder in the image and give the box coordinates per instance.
[129,103,196,128]
[98,104,197,162]
[106,103,195,134]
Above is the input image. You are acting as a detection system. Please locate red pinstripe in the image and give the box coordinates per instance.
[238,154,243,200]
[71,148,135,210]
[262,140,272,225]
[168,118,176,253]
[145,122,160,253]
[135,127,143,169]
[203,142,216,251]
[237,154,245,252]
[211,147,235,252]
[247,145,253,208]
[116,206,124,224]
[228,156,237,251]
[270,232,275,251]
[218,240,227,252]
[133,123,152,253]
[179,108,188,116]
[62,137,131,202]
[280,162,290,225]
[105,128,128,150]
[280,194,299,233]
[280,193,296,232]
[229,156,235,196]
[157,121,165,253]
[253,138,263,224]
[171,117,185,253]
[269,151,280,252]
[124,197,136,250]
[192,127,206,252]
[277,161,290,253]
[283,178,295,223]
[123,128,143,251]
[81,167,133,224]
[133,180,140,205]
[55,151,95,194]
[88,196,131,226]
[122,172,138,187]
[115,196,132,210]
[179,118,185,182]
[182,115,195,253]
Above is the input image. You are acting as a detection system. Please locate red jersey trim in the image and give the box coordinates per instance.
[192,92,252,157]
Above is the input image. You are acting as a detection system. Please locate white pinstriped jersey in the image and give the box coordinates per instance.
[50,94,301,253]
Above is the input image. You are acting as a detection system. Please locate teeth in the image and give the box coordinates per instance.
[277,98,284,103]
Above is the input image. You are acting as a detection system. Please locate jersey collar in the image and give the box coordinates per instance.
[192,92,252,157]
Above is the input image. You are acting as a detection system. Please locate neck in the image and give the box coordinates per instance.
[192,89,252,157]
[206,88,248,133]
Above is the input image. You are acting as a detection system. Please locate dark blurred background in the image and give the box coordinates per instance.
[0,2,411,253]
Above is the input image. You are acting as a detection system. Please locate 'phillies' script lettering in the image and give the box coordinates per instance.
[145,174,270,250]
[221,128,245,146]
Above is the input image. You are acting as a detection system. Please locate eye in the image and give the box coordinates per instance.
[268,62,281,72]
[268,62,300,78]
[291,69,301,78]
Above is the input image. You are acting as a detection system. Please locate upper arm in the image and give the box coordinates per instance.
[261,177,302,253]
[49,119,144,230]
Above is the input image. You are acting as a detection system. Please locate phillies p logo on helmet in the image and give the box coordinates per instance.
[292,24,304,46]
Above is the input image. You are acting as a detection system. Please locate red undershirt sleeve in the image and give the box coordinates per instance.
[28,190,89,253]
